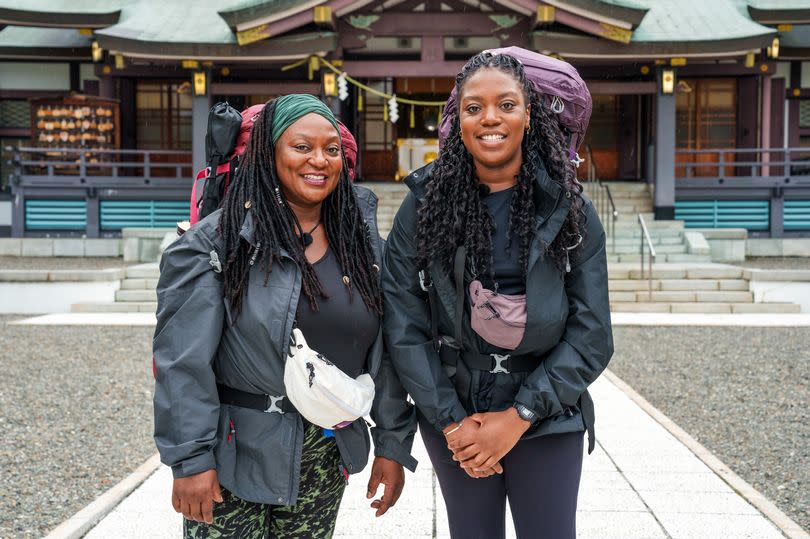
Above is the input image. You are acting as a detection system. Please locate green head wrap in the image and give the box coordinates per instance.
[271,94,340,144]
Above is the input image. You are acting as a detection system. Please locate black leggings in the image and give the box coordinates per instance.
[420,415,584,539]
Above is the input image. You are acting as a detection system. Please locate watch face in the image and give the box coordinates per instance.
[516,404,535,422]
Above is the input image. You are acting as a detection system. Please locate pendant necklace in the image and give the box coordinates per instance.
[301,222,321,248]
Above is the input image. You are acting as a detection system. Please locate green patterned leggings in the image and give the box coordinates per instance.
[184,423,347,539]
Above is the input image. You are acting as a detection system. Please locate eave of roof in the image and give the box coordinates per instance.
[544,0,648,27]
[533,30,775,60]
[0,2,125,28]
[96,31,337,62]
[0,25,91,59]
[218,0,322,32]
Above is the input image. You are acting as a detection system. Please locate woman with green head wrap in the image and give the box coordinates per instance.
[153,94,417,538]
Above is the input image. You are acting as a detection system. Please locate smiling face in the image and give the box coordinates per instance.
[458,68,530,179]
[274,113,343,208]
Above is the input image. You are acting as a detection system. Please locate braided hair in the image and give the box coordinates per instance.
[416,52,586,277]
[219,99,383,316]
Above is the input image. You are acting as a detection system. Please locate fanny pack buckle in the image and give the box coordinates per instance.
[490,353,510,374]
[264,395,285,414]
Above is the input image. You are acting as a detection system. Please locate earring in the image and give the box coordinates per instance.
[525,125,531,134]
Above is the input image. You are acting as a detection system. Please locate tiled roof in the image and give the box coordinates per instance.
[630,0,774,42]
[95,0,245,44]
[0,0,130,14]
[0,25,91,47]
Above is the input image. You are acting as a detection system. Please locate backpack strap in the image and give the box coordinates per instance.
[452,246,466,350]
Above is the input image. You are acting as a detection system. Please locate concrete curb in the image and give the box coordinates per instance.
[603,369,810,539]
[43,453,162,539]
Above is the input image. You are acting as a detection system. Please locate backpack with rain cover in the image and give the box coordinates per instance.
[194,102,243,222]
[439,46,592,167]
[188,103,360,228]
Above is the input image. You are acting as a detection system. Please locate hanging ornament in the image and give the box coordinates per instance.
[337,73,349,101]
[388,94,399,124]
[357,91,363,111]
[409,105,415,129]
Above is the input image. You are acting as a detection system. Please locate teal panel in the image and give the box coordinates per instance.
[785,200,810,231]
[675,200,769,231]
[100,200,188,230]
[25,199,86,230]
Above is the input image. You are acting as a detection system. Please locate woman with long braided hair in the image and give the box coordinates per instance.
[154,94,416,538]
[383,52,613,538]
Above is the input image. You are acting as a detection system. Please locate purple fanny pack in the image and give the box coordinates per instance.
[469,280,527,350]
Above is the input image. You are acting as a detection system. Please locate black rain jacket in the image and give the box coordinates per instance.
[154,186,417,506]
[382,163,613,452]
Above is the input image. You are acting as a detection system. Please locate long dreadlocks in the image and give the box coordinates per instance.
[416,52,586,277]
[219,98,383,316]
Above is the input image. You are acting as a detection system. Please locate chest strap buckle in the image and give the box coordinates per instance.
[265,395,286,414]
[490,353,510,374]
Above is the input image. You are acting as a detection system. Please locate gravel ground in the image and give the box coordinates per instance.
[0,256,131,270]
[735,257,810,270]
[609,326,809,532]
[0,315,155,539]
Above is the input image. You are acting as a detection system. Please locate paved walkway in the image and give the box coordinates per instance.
[77,375,799,539]
[14,312,810,327]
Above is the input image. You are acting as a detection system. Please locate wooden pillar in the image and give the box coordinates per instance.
[119,78,136,150]
[761,75,772,176]
[737,77,758,177]
[618,95,639,180]
[771,77,786,176]
[192,73,212,176]
[654,87,676,220]
[69,62,81,92]
[99,75,115,99]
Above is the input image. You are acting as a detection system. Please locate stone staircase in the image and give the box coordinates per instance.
[69,181,801,315]
[607,263,800,313]
[72,263,159,313]
[584,181,711,264]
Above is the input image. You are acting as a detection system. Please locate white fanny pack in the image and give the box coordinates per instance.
[283,328,375,429]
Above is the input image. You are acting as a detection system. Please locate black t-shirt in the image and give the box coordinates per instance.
[481,185,526,295]
[295,246,380,377]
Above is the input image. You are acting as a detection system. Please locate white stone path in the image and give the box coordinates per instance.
[79,375,801,539]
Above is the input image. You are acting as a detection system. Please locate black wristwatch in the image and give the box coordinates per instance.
[513,403,538,425]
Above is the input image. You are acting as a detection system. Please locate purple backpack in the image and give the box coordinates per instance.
[439,46,592,165]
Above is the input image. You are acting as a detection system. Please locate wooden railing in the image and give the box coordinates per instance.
[675,147,810,181]
[7,146,193,184]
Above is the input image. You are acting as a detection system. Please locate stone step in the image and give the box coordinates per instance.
[607,236,684,247]
[609,243,687,255]
[607,254,712,263]
[115,289,158,302]
[608,279,750,292]
[609,302,801,314]
[608,266,745,280]
[72,301,157,313]
[120,278,159,290]
[610,290,754,303]
[125,263,160,279]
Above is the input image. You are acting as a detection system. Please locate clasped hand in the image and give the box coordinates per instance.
[443,409,531,478]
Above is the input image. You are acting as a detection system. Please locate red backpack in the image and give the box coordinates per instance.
[189,104,359,226]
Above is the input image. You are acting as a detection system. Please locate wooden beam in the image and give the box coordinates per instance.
[421,35,444,63]
[342,60,462,77]
[343,12,522,36]
[586,81,656,95]
[210,82,321,95]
